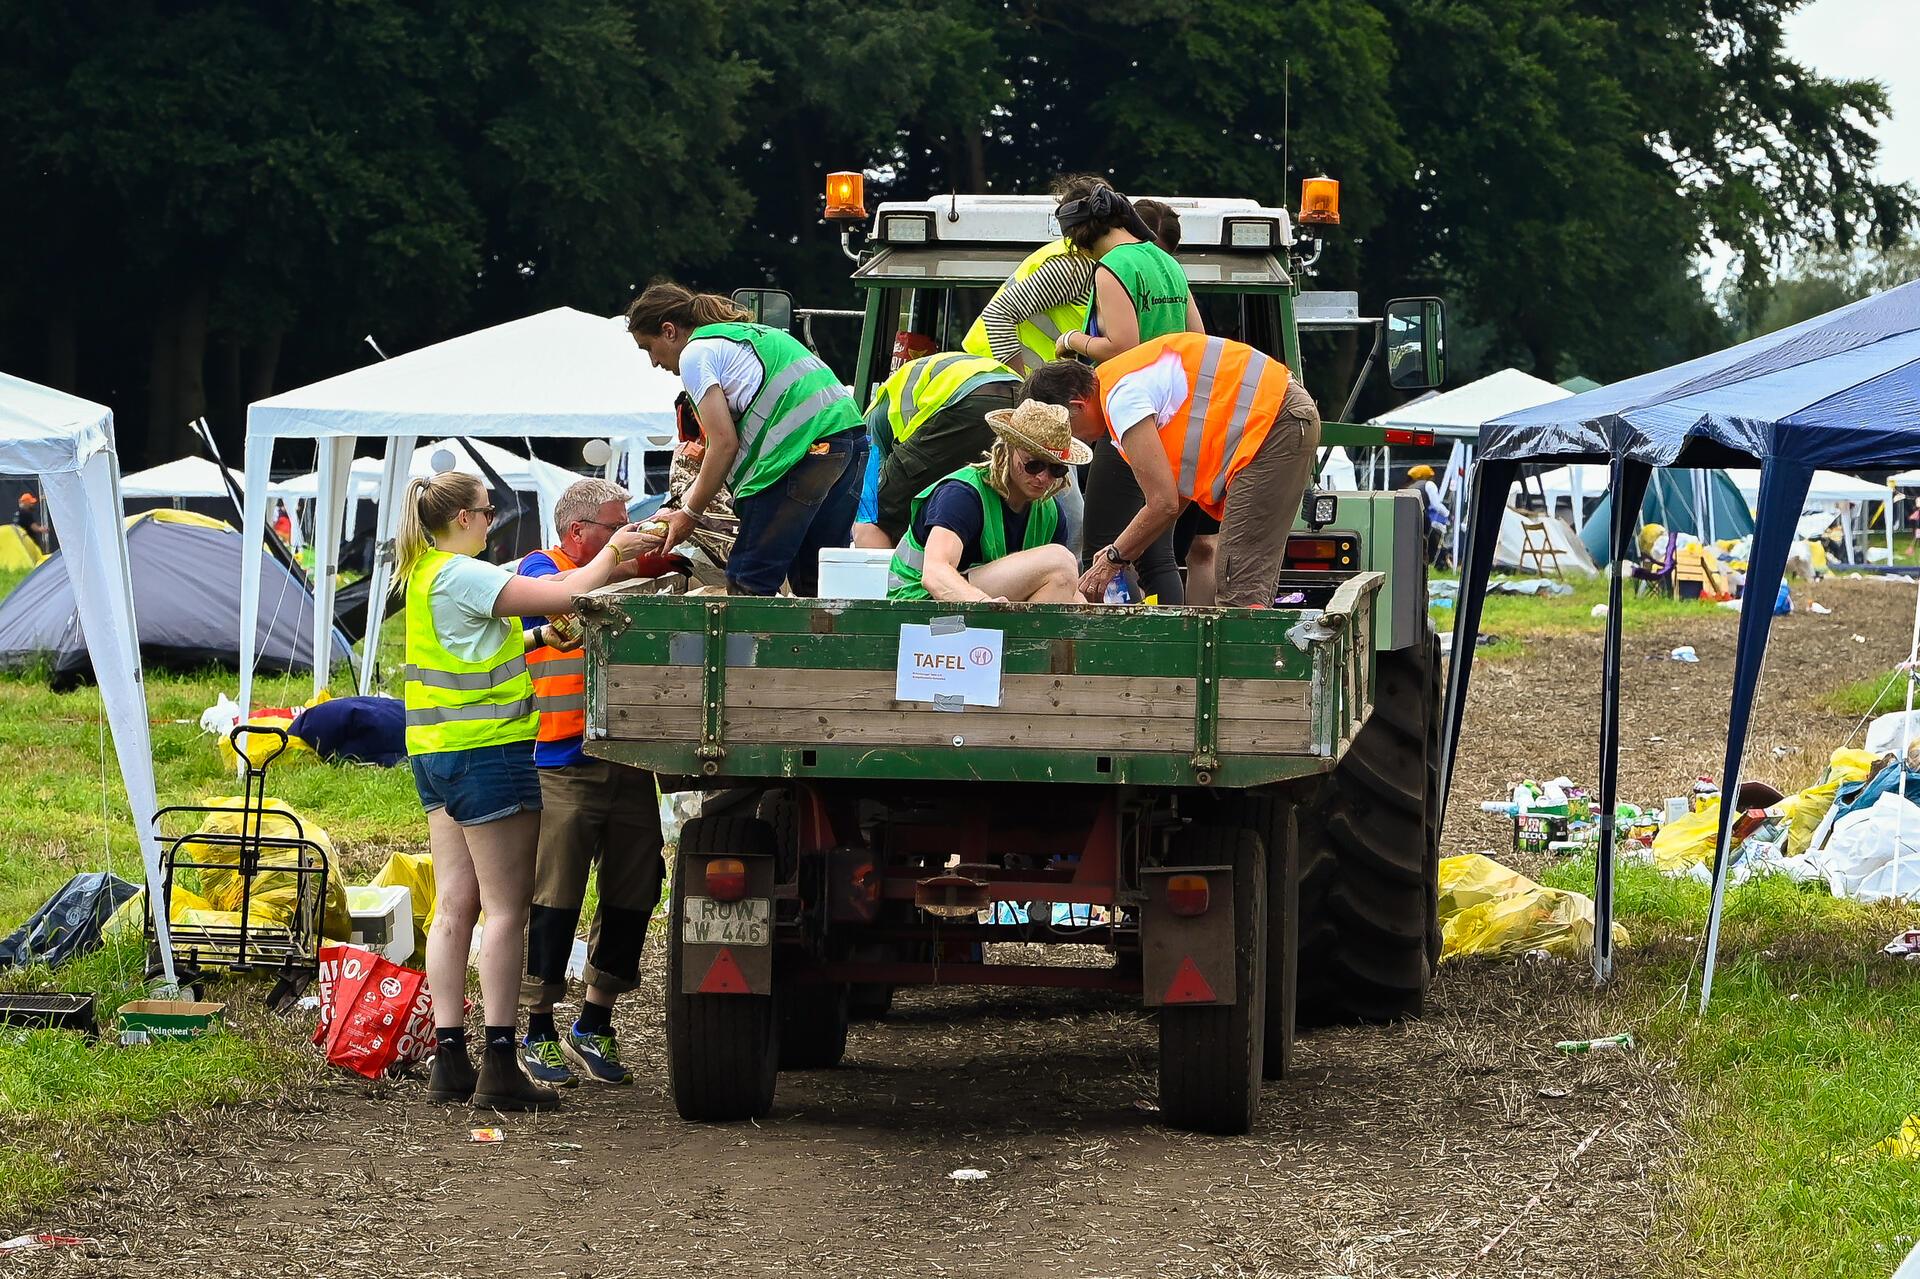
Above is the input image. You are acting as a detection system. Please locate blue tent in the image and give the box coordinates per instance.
[1441,279,1920,1007]
[1576,468,1754,567]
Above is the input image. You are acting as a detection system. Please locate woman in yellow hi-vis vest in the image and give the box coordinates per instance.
[397,471,649,1112]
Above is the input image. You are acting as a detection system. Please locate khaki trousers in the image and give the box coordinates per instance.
[1217,379,1322,608]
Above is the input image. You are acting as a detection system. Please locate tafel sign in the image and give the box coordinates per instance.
[894,621,1004,708]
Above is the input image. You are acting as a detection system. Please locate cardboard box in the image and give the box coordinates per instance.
[1512,813,1571,855]
[117,1000,226,1045]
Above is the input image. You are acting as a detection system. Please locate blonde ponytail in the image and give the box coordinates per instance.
[395,472,484,583]
[625,279,750,336]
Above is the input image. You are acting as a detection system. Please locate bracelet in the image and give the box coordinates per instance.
[610,542,628,565]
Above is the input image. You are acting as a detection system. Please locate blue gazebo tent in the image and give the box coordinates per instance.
[1577,468,1755,567]
[1440,279,1920,1007]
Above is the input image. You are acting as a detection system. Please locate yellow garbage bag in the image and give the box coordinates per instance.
[178,798,351,941]
[103,885,216,938]
[369,851,436,940]
[1437,854,1628,961]
[1870,1114,1920,1160]
[1651,803,1721,872]
[1776,749,1880,859]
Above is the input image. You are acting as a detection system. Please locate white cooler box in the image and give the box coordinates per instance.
[346,884,414,963]
[818,547,894,600]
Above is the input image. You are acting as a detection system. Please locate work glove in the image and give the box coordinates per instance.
[628,551,696,580]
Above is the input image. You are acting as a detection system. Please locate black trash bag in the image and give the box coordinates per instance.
[0,872,139,971]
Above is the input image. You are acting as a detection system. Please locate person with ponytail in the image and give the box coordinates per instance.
[397,470,651,1112]
[1050,176,1203,365]
[627,281,868,596]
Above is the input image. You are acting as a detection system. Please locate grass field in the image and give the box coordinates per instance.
[2,566,1919,1272]
[0,566,418,1220]
[1431,570,1729,659]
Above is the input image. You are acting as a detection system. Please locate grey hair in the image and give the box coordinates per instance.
[555,477,631,530]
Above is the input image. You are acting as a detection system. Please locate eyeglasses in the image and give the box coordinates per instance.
[576,518,623,532]
[465,505,498,521]
[1022,457,1071,480]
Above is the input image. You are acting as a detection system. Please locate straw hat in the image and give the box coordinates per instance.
[985,400,1093,467]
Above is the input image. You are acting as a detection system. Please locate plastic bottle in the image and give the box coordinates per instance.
[1556,1033,1634,1053]
[1103,576,1131,605]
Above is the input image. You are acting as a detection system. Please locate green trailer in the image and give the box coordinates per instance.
[581,183,1447,1134]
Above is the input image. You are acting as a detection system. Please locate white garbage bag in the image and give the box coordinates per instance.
[1864,711,1920,759]
[1804,792,1920,903]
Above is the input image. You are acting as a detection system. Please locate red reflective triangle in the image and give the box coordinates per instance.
[697,947,751,995]
[1162,955,1217,1004]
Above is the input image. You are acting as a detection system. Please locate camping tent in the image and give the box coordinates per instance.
[1445,278,1920,1007]
[0,509,350,683]
[1373,369,1574,560]
[0,373,177,983]
[0,525,43,570]
[1574,469,1755,567]
[239,307,681,710]
[1494,508,1596,575]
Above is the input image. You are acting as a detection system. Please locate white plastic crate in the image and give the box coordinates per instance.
[818,547,894,600]
[346,883,414,963]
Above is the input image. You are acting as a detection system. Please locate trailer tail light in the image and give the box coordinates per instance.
[1165,874,1211,918]
[1283,532,1358,572]
[1382,428,1434,446]
[705,858,748,902]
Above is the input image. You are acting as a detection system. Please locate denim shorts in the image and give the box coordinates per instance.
[411,740,543,826]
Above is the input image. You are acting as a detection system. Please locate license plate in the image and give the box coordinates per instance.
[680,895,771,946]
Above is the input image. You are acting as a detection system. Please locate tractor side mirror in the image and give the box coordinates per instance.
[1384,296,1446,391]
[732,288,794,333]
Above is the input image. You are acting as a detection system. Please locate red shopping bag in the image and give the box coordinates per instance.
[313,943,431,1079]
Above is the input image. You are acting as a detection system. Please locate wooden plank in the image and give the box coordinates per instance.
[605,667,1200,718]
[604,702,1193,750]
[1217,718,1315,754]
[1215,679,1310,722]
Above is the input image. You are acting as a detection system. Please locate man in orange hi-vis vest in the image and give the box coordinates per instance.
[1024,333,1321,608]
[516,478,689,1087]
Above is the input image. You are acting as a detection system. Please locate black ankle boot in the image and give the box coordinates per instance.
[426,1046,477,1104]
[473,1043,561,1112]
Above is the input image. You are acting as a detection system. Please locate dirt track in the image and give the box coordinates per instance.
[29,578,1916,1279]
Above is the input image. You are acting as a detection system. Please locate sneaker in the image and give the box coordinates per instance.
[522,1035,577,1088]
[564,1024,633,1085]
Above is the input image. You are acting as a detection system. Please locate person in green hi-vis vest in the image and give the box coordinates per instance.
[886,400,1090,604]
[627,281,869,596]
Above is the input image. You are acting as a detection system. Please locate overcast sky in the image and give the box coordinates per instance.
[1784,0,1920,187]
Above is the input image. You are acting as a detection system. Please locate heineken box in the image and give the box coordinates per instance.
[1512,812,1572,855]
[117,1000,226,1045]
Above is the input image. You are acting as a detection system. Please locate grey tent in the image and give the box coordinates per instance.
[0,509,351,687]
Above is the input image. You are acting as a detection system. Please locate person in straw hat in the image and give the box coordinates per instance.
[885,400,1090,603]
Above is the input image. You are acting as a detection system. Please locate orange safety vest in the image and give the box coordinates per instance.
[526,546,585,743]
[1094,334,1291,520]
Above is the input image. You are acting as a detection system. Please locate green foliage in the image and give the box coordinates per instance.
[1730,241,1920,339]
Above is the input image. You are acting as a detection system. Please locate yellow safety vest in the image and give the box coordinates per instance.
[866,353,1017,446]
[963,239,1090,372]
[403,549,539,755]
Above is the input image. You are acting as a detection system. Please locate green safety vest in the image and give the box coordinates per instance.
[963,239,1091,371]
[403,549,539,755]
[1094,241,1189,343]
[866,353,1018,447]
[886,465,1060,600]
[689,322,861,500]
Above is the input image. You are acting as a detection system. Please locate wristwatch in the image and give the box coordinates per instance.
[1102,544,1132,567]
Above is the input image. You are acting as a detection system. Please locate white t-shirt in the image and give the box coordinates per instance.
[1102,351,1190,448]
[427,555,518,665]
[680,337,765,417]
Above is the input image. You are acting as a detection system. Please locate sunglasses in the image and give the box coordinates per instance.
[1022,457,1071,480]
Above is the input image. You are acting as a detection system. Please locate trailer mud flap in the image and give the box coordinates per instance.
[676,850,775,996]
[1139,864,1236,1007]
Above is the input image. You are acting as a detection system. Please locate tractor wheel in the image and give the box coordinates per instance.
[665,815,779,1121]
[1295,625,1441,1026]
[1157,826,1266,1135]
[777,975,850,1069]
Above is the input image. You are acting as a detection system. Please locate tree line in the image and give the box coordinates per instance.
[0,0,1910,465]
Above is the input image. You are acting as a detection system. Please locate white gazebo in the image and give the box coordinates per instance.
[1372,369,1574,561]
[119,455,243,501]
[238,307,680,712]
[0,373,177,982]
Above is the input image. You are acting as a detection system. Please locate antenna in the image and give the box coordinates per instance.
[1283,60,1291,196]
[364,334,389,361]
